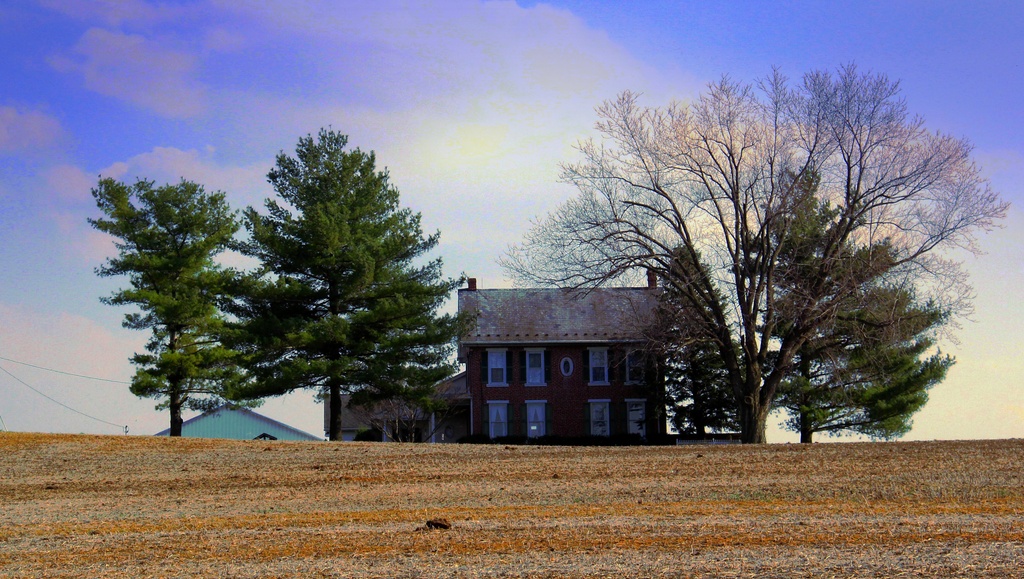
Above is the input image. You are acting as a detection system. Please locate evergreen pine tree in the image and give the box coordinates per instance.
[89,178,241,436]
[772,171,953,442]
[778,287,953,442]
[229,129,467,440]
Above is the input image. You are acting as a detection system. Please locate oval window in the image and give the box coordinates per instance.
[560,357,574,377]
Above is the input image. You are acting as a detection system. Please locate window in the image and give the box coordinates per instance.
[486,349,507,386]
[525,350,545,386]
[588,348,609,384]
[626,400,646,437]
[589,401,610,437]
[488,402,508,438]
[626,350,645,384]
[526,401,546,438]
[560,356,574,377]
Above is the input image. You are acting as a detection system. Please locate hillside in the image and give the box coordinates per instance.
[1,433,1022,577]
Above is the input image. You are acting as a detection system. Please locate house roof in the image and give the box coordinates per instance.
[458,286,658,346]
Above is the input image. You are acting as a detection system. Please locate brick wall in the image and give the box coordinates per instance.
[466,345,656,439]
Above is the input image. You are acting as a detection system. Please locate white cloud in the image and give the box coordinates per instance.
[185,1,691,289]
[49,28,207,118]
[208,1,681,147]
[37,149,271,267]
[43,164,95,202]
[0,106,63,153]
[212,0,621,76]
[99,146,272,208]
[38,0,195,27]
[202,27,246,52]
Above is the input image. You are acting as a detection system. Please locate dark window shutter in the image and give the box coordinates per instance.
[616,350,626,383]
[519,403,527,437]
[582,350,590,384]
[613,401,626,435]
[482,404,489,438]
[584,403,591,436]
[506,350,514,382]
[545,402,553,436]
[519,350,527,385]
[480,351,489,383]
[543,351,551,384]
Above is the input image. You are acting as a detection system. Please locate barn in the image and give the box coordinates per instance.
[155,405,322,441]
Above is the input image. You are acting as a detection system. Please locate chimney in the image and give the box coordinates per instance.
[647,269,657,289]
[467,277,477,291]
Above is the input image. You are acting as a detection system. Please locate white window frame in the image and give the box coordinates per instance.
[525,349,546,386]
[486,348,508,387]
[525,400,546,438]
[559,356,574,377]
[625,398,646,437]
[588,348,609,385]
[488,401,508,438]
[589,399,610,437]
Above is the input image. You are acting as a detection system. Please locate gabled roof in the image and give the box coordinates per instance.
[458,286,658,346]
[156,404,322,441]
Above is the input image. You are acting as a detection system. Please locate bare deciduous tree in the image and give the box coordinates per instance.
[349,378,467,442]
[503,65,1006,443]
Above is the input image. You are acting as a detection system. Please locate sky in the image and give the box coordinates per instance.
[0,0,1021,442]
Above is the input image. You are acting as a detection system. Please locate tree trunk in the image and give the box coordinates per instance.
[326,281,345,442]
[169,394,183,437]
[166,332,186,437]
[800,411,814,443]
[328,380,343,441]
[798,357,814,443]
[693,398,708,439]
[738,395,769,444]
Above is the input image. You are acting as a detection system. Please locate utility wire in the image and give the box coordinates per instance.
[0,362,128,432]
[0,355,131,384]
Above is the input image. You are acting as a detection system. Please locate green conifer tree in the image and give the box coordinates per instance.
[228,129,467,440]
[778,287,953,442]
[89,178,241,436]
[772,171,953,442]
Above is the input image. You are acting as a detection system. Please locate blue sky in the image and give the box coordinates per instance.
[1,0,1021,441]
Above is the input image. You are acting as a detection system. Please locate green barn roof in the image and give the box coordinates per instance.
[155,405,322,441]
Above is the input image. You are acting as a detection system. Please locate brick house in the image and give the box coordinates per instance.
[458,276,664,441]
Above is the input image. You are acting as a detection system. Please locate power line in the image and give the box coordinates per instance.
[0,355,131,384]
[0,362,127,432]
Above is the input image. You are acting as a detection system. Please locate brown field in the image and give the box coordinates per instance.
[0,433,1022,578]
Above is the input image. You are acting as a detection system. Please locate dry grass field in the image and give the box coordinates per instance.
[0,433,1022,578]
